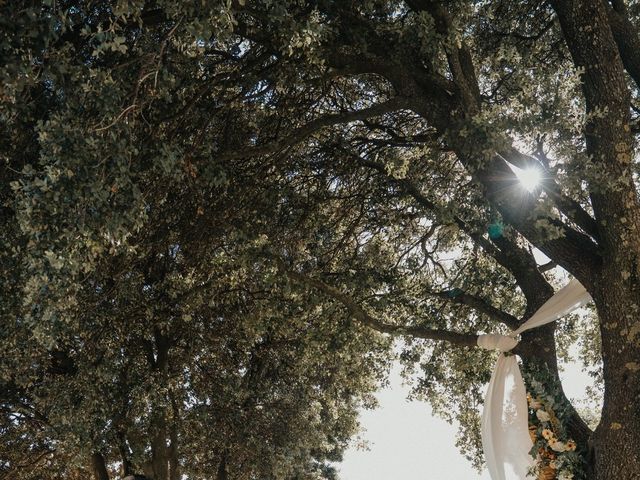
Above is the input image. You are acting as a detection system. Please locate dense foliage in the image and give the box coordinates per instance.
[2,1,640,479]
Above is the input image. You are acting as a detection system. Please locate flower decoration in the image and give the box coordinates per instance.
[526,388,582,480]
[549,440,567,453]
[541,428,554,440]
[536,410,551,422]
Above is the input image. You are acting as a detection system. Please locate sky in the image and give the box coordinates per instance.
[338,353,595,480]
[338,363,490,480]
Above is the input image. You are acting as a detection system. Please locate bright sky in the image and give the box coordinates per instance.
[339,353,595,480]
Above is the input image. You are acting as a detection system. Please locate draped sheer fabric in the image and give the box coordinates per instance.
[477,279,592,480]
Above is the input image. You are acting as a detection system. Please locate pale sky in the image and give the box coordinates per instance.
[339,352,595,480]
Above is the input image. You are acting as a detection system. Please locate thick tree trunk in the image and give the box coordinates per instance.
[518,324,593,452]
[150,415,169,480]
[168,396,181,480]
[514,281,640,479]
[91,452,110,480]
[590,280,640,479]
[216,451,229,480]
[547,1,640,476]
[149,328,172,480]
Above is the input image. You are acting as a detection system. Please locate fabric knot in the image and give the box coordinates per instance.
[478,279,591,480]
[477,333,518,353]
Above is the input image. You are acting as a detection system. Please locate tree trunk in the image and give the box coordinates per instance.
[590,279,640,479]
[150,414,169,480]
[518,323,593,451]
[168,395,181,480]
[118,433,134,477]
[91,452,110,480]
[149,328,172,480]
[216,451,229,480]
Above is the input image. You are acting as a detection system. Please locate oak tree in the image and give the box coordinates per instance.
[2,1,640,479]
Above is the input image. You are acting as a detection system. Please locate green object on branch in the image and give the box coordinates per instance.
[448,288,464,298]
[488,222,504,239]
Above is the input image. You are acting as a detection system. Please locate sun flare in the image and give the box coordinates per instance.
[513,166,542,192]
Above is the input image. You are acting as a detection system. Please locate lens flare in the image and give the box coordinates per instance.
[514,167,541,192]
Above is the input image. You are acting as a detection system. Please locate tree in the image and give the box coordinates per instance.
[0,159,389,480]
[2,1,640,479]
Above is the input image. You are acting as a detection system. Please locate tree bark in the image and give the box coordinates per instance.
[168,396,180,480]
[150,417,169,480]
[91,452,110,480]
[149,328,172,480]
[606,3,640,90]
[589,283,640,479]
[216,451,229,480]
[518,325,593,473]
[550,1,640,477]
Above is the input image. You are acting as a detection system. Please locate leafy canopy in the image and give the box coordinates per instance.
[4,0,634,479]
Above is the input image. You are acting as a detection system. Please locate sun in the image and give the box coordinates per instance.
[512,166,542,192]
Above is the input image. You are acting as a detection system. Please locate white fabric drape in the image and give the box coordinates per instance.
[477,278,592,480]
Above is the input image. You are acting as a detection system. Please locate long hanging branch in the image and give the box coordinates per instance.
[279,262,480,348]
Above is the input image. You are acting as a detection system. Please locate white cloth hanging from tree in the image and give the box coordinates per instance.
[477,278,592,480]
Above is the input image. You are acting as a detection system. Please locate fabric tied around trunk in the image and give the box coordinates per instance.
[477,278,592,480]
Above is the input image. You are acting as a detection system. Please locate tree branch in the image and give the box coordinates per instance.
[91,452,110,480]
[606,3,640,90]
[461,151,600,285]
[324,3,601,285]
[281,266,479,348]
[432,290,520,330]
[218,96,411,161]
[349,153,555,311]
[405,0,481,107]
[539,261,557,273]
[551,0,639,279]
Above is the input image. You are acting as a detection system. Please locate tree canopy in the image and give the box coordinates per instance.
[2,1,640,479]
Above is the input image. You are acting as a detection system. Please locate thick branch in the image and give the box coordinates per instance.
[607,4,640,90]
[405,0,481,107]
[325,5,602,284]
[551,0,640,275]
[402,3,598,260]
[432,290,520,330]
[219,97,411,161]
[460,152,600,285]
[283,267,478,348]
[538,261,557,273]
